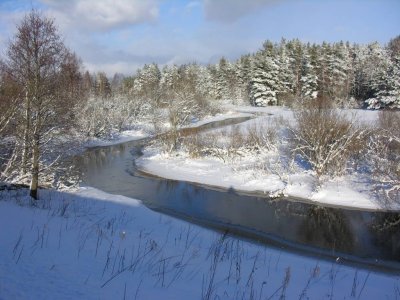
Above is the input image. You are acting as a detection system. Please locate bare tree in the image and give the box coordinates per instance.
[0,66,21,135]
[3,10,75,199]
[388,35,400,59]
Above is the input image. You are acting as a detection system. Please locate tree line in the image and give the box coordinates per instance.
[124,36,400,109]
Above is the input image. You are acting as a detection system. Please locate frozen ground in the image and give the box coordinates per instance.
[0,187,398,299]
[137,105,399,211]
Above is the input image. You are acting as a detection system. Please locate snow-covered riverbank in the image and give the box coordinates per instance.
[137,105,400,211]
[0,187,398,299]
[84,111,254,148]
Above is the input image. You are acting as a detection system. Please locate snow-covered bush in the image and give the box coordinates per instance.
[368,111,400,201]
[290,104,368,177]
[76,94,149,139]
[182,121,277,162]
[75,97,114,138]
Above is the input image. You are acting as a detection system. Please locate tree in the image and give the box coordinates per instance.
[3,10,75,199]
[365,55,400,109]
[133,63,161,106]
[82,71,94,97]
[277,39,295,96]
[286,39,303,96]
[0,66,21,136]
[388,35,400,59]
[236,54,253,103]
[300,51,318,100]
[215,57,239,100]
[249,52,280,106]
[95,72,111,99]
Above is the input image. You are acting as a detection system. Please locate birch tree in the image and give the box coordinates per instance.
[4,10,73,199]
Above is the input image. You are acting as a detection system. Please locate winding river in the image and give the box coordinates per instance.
[75,117,400,273]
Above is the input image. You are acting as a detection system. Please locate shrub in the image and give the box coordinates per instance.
[369,110,400,201]
[290,103,368,177]
[182,120,277,162]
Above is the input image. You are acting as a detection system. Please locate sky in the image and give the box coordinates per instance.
[0,0,399,76]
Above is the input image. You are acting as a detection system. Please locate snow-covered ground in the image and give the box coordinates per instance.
[184,111,254,128]
[84,112,254,148]
[84,128,149,147]
[0,187,398,299]
[137,105,399,211]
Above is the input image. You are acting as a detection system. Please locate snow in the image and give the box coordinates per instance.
[85,128,149,148]
[138,149,285,195]
[137,105,400,211]
[225,104,294,118]
[138,150,394,210]
[0,187,398,299]
[184,112,254,128]
[83,112,254,148]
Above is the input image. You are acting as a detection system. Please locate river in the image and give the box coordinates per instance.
[75,117,400,273]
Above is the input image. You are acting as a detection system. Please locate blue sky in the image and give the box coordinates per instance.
[0,0,399,75]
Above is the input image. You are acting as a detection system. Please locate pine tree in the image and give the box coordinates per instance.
[278,39,295,95]
[326,42,351,102]
[160,64,180,97]
[249,52,280,106]
[286,39,303,96]
[300,50,318,100]
[215,57,236,100]
[196,65,216,100]
[133,63,161,105]
[365,55,400,109]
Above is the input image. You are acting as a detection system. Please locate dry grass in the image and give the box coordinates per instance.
[182,120,278,162]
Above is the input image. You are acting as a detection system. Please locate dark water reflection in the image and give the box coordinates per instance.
[75,129,400,272]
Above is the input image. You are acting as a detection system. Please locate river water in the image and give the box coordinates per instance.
[75,118,400,273]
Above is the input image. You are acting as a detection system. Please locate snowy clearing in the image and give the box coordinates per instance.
[0,187,398,299]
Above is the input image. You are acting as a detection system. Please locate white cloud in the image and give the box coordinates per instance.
[203,0,279,22]
[40,0,159,31]
[84,61,142,75]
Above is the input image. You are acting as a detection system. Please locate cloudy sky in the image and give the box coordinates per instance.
[0,0,399,76]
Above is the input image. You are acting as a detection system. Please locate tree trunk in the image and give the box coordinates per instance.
[22,90,31,174]
[30,107,41,200]
[29,133,39,200]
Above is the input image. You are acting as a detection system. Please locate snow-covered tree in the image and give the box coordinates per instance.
[133,63,161,105]
[327,42,352,101]
[3,10,78,198]
[95,72,111,99]
[300,52,318,100]
[235,54,253,103]
[196,65,216,100]
[365,55,400,109]
[277,39,295,95]
[286,39,304,95]
[160,64,180,97]
[388,35,400,59]
[215,57,240,101]
[249,52,281,106]
[353,43,389,101]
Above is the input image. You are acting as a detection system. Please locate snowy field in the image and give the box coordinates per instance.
[137,105,399,211]
[0,187,398,299]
